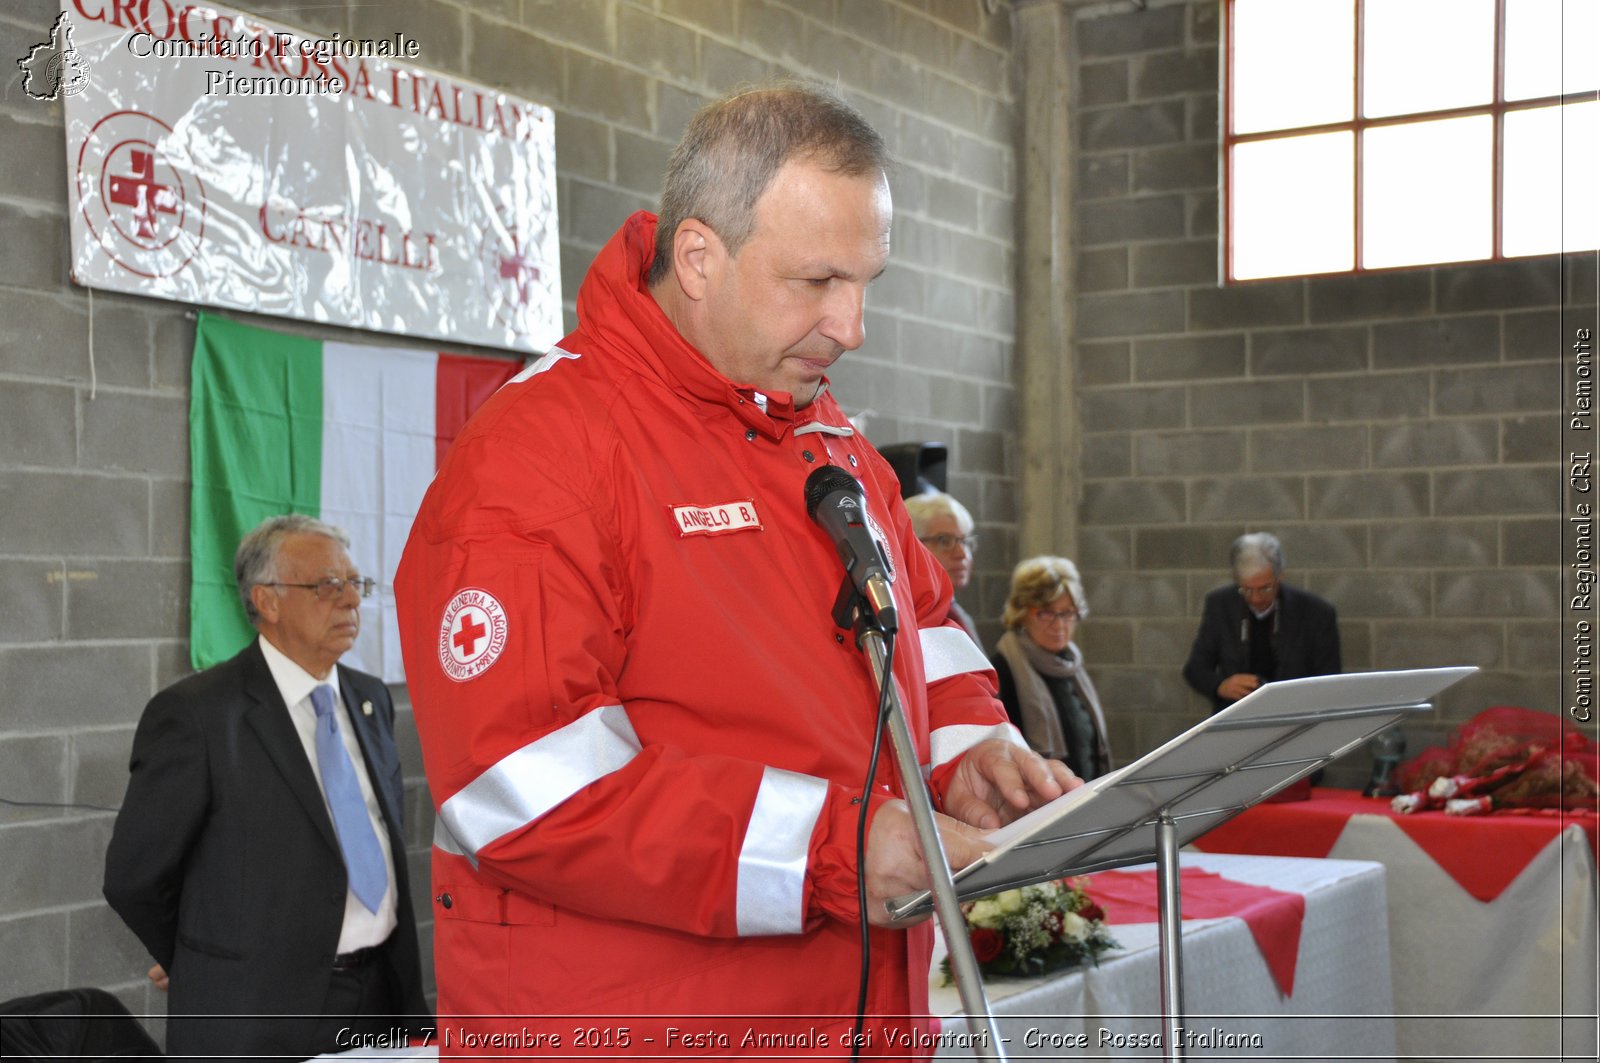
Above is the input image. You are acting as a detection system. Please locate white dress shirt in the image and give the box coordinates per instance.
[259,636,399,954]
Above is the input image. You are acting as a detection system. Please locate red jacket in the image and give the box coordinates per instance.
[395,212,1016,1057]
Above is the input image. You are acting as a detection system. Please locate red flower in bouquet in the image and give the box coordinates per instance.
[942,878,1120,984]
[970,927,1004,964]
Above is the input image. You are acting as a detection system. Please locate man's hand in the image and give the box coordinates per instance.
[1218,673,1260,703]
[864,799,992,926]
[147,964,169,991]
[942,738,1081,831]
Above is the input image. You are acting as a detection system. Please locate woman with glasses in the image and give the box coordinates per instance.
[903,490,983,645]
[991,556,1112,781]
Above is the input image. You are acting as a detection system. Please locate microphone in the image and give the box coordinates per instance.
[804,465,897,632]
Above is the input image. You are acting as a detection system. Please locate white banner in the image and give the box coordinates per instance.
[47,0,561,352]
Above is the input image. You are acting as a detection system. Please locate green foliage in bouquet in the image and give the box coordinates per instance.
[941,877,1120,983]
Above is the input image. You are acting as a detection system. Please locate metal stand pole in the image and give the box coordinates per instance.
[1155,812,1186,1061]
[857,627,1005,1062]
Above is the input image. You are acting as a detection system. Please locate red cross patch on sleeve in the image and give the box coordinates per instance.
[439,588,509,682]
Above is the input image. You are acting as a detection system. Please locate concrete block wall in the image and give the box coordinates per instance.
[0,0,1017,1019]
[1066,0,1592,782]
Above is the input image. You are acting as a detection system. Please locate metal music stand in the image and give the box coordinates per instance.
[838,588,1008,1061]
[888,666,1477,1062]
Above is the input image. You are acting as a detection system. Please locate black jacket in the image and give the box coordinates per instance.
[1182,582,1342,714]
[103,640,428,1060]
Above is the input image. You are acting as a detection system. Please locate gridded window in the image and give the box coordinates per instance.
[1225,0,1599,281]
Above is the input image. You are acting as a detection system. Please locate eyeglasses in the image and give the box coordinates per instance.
[267,576,377,600]
[1236,579,1279,600]
[920,533,978,552]
[1033,607,1080,625]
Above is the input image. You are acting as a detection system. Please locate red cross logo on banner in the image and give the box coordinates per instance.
[107,150,178,240]
[479,199,553,338]
[497,244,540,308]
[438,589,508,682]
[76,110,207,279]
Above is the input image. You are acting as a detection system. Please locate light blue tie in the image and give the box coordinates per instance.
[310,684,387,913]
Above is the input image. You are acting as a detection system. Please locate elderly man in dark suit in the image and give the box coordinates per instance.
[1182,532,1342,715]
[104,514,428,1061]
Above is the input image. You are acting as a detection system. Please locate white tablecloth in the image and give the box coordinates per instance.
[319,852,1393,1061]
[1320,818,1599,1063]
[929,852,1396,1061]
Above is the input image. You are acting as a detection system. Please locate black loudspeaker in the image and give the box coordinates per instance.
[878,441,948,499]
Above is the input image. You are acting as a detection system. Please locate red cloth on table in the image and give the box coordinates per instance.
[1192,787,1600,903]
[1089,867,1305,998]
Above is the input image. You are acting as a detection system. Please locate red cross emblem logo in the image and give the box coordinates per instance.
[453,610,489,657]
[478,199,554,338]
[75,110,207,279]
[497,243,540,309]
[107,149,178,240]
[438,588,508,682]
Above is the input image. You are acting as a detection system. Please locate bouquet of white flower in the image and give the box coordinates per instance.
[941,877,1119,983]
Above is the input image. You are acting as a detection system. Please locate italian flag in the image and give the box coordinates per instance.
[189,313,522,680]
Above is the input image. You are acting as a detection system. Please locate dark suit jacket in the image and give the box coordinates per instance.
[1182,582,1342,714]
[103,640,427,1060]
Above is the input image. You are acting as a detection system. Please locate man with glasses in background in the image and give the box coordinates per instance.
[904,490,983,645]
[1182,531,1342,715]
[105,514,427,1061]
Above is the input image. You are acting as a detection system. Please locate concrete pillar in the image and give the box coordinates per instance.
[1011,0,1089,560]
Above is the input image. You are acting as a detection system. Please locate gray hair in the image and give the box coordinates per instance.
[901,491,973,539]
[1002,556,1089,630]
[647,80,890,286]
[1230,532,1285,580]
[235,514,351,626]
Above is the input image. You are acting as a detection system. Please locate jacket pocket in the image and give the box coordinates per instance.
[176,932,245,960]
[433,879,555,926]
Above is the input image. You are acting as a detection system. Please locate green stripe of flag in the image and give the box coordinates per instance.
[189,313,325,671]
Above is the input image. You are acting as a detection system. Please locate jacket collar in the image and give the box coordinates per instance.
[577,211,858,442]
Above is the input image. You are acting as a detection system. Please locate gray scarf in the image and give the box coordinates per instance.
[995,629,1112,771]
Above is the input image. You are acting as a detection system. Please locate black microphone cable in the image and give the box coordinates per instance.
[803,462,904,1058]
[851,633,895,1062]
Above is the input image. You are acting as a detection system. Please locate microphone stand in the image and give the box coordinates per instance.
[833,582,1006,1062]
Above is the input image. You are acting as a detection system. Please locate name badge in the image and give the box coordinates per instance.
[669,499,763,537]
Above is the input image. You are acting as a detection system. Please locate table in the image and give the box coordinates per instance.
[1192,788,1600,1063]
[930,852,1396,1061]
[320,852,1388,1061]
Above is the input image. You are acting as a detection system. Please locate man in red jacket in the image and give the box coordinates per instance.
[395,81,1076,1057]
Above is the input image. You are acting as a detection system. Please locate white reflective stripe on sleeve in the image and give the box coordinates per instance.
[736,766,828,937]
[929,722,1028,771]
[439,704,641,856]
[919,625,990,684]
[432,819,474,867]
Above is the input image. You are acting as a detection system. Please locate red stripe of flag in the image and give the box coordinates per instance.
[434,353,521,467]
